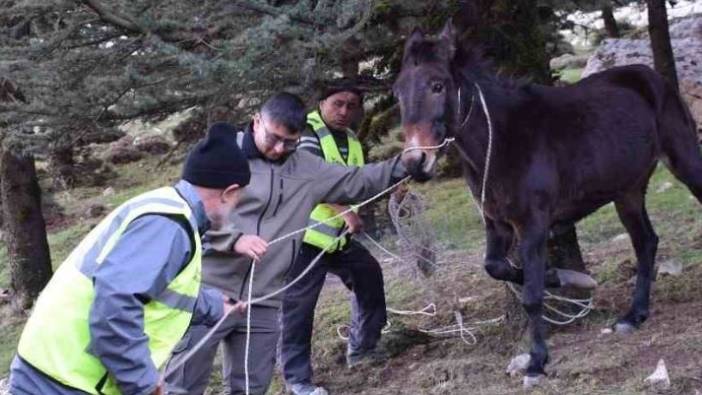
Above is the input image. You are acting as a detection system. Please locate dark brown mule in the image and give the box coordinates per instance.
[394,22,702,385]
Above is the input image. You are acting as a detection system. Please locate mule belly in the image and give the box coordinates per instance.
[552,196,617,225]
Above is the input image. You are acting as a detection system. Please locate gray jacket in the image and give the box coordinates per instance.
[202,126,405,307]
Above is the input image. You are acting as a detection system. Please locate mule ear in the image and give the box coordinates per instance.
[403,27,425,60]
[439,19,457,60]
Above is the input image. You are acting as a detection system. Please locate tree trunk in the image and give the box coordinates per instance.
[1,147,53,311]
[647,0,678,90]
[601,4,620,38]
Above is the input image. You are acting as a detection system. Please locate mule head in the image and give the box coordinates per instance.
[394,20,458,181]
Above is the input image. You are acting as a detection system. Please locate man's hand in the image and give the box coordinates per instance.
[233,235,268,262]
[150,381,164,395]
[223,296,248,316]
[342,211,364,234]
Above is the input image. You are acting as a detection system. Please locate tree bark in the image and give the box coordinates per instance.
[601,4,620,38]
[647,0,678,90]
[1,147,53,311]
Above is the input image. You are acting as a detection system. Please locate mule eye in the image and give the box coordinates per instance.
[431,82,444,94]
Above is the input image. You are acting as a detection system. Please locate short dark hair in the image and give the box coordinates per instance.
[260,92,307,134]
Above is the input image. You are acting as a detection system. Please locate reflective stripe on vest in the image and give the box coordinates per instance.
[303,111,365,252]
[17,187,202,395]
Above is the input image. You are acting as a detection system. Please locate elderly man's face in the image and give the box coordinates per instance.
[319,91,361,131]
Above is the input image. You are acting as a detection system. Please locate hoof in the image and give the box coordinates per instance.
[614,321,636,334]
[556,269,598,290]
[523,374,546,390]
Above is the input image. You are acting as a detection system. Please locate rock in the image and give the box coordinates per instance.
[600,328,613,335]
[78,127,126,145]
[523,374,545,390]
[506,353,531,377]
[86,204,107,218]
[582,15,702,134]
[102,187,115,197]
[103,136,144,165]
[0,377,8,395]
[550,53,590,70]
[644,359,671,390]
[612,233,630,243]
[656,181,674,193]
[658,259,683,276]
[134,135,171,155]
[0,288,10,304]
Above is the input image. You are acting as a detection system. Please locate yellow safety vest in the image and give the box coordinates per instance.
[302,111,365,252]
[17,187,202,394]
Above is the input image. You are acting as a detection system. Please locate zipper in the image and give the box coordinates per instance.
[272,178,284,217]
[239,167,275,299]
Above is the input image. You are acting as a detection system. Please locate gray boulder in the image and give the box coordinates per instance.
[582,15,702,136]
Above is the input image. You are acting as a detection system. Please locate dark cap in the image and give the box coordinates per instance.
[318,80,363,101]
[182,122,251,189]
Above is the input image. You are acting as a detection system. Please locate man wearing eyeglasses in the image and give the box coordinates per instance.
[165,92,411,395]
[280,84,388,395]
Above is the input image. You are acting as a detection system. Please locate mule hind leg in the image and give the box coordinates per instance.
[613,190,659,333]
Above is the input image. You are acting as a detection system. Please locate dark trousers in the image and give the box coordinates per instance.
[280,240,387,385]
[164,305,280,395]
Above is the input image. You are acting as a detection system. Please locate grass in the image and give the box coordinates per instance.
[557,68,584,84]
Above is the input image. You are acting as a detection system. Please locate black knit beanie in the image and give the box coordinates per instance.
[182,122,251,189]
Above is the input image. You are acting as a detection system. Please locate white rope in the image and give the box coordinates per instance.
[457,86,476,128]
[503,258,594,326]
[387,303,437,317]
[361,231,439,270]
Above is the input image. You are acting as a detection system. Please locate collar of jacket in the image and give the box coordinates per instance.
[241,122,265,160]
[310,109,353,137]
[174,179,210,234]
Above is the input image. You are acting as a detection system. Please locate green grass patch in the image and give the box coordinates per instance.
[0,314,23,374]
[557,67,584,84]
[0,246,8,289]
[411,178,485,249]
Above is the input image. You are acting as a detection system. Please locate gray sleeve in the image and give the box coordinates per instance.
[192,286,225,326]
[88,215,192,395]
[203,225,244,255]
[307,151,408,205]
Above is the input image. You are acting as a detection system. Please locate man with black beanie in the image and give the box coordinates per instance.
[9,124,260,395]
[165,91,411,395]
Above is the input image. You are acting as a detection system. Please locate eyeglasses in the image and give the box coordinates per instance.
[260,117,299,151]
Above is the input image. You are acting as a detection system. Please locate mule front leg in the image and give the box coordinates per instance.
[483,219,523,283]
[517,223,549,386]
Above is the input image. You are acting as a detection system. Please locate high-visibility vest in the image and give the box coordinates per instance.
[302,111,365,252]
[17,186,202,395]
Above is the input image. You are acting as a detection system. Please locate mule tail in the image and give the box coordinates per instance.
[656,78,702,204]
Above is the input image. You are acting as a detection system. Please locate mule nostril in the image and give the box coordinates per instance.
[419,152,427,167]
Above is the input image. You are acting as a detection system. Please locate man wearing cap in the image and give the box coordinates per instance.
[280,84,387,395]
[9,124,261,395]
[165,92,411,395]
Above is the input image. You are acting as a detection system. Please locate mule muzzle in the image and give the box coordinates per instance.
[401,124,440,182]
